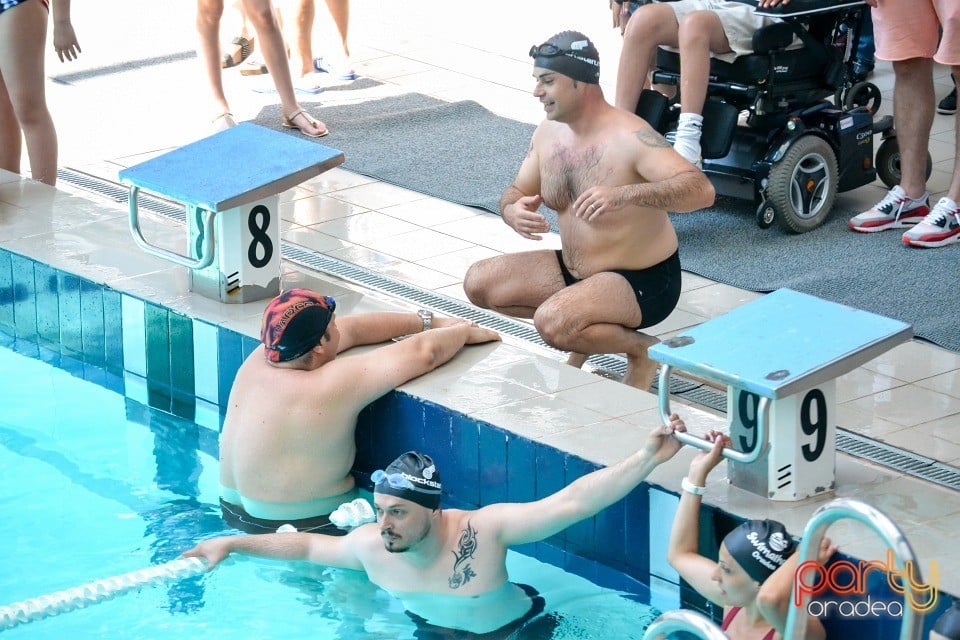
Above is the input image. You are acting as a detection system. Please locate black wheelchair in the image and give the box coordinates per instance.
[635,0,932,233]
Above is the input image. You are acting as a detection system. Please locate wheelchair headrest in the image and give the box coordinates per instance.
[751,22,796,54]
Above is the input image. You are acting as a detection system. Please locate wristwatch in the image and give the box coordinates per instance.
[418,309,433,332]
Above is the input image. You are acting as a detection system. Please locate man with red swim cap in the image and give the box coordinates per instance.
[219,288,500,534]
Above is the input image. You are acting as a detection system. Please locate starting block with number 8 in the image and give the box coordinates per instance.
[119,123,344,303]
[648,289,911,501]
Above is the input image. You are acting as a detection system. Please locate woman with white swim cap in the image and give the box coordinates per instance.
[667,431,837,640]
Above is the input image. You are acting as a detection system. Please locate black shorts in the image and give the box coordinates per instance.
[555,249,681,329]
[220,498,347,536]
[406,583,561,640]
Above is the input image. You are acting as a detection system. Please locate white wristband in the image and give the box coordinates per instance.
[681,477,706,496]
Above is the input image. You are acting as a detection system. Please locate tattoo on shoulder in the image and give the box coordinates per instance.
[448,521,478,589]
[634,129,671,149]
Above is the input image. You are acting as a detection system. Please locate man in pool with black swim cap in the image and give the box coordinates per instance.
[186,415,688,635]
[218,288,499,535]
[464,30,714,391]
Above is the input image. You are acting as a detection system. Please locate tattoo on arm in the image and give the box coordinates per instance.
[448,521,478,589]
[634,129,672,149]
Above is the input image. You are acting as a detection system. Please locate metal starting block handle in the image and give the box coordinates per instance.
[657,364,769,464]
[128,185,215,269]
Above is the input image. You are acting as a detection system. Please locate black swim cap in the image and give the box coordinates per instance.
[723,519,796,583]
[934,601,960,640]
[530,30,600,85]
[373,451,442,510]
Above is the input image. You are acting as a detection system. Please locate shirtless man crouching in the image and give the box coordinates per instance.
[463,30,714,389]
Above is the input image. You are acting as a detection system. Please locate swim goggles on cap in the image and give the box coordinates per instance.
[529,43,571,59]
[371,469,417,491]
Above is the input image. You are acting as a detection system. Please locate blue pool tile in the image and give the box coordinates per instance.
[121,295,147,377]
[57,271,82,358]
[594,563,652,599]
[535,541,565,568]
[418,399,454,454]
[623,484,651,579]
[192,319,219,404]
[478,426,508,506]
[102,289,123,374]
[80,279,106,366]
[168,310,195,395]
[10,254,37,341]
[594,496,627,569]
[216,328,244,407]
[563,552,599,585]
[449,413,480,507]
[240,335,259,360]
[33,262,59,349]
[144,302,171,386]
[648,488,680,584]
[506,435,537,505]
[0,250,13,334]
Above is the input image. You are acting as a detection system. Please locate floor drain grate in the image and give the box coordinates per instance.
[56,168,960,491]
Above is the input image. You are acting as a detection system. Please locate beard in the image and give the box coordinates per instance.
[381,520,431,553]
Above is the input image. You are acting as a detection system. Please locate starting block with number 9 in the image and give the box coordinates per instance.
[648,289,911,501]
[119,123,344,303]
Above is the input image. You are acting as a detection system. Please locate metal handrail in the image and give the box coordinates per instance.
[658,364,770,463]
[127,185,216,269]
[784,498,927,640]
[642,609,728,640]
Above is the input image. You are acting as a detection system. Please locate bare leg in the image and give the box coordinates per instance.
[242,0,327,135]
[0,0,56,185]
[676,11,732,116]
[534,273,665,390]
[0,76,21,175]
[566,352,588,368]
[197,0,231,116]
[615,3,679,112]
[463,251,565,319]
[891,58,935,199]
[323,0,350,60]
[292,0,316,77]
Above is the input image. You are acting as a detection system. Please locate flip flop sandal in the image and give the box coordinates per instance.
[221,36,254,69]
[282,109,329,138]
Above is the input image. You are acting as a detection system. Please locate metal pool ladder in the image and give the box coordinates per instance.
[784,497,926,640]
[642,609,728,640]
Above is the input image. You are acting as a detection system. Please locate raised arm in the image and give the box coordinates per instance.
[182,531,365,572]
[328,320,500,405]
[757,539,835,640]
[480,416,686,547]
[666,431,730,606]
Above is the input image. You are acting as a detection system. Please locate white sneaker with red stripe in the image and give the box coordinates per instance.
[902,198,960,248]
[848,186,930,233]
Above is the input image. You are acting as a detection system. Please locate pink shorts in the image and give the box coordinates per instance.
[872,0,960,65]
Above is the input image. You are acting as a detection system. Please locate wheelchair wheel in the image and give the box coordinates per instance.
[767,135,838,234]
[875,137,934,189]
[843,81,882,112]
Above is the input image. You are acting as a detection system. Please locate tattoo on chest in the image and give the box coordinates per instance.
[448,521,478,589]
[543,143,605,210]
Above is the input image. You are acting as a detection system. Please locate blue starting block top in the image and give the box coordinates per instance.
[648,289,912,399]
[118,123,344,212]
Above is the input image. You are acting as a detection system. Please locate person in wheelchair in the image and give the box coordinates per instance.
[615,0,796,166]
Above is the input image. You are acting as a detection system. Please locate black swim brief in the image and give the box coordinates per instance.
[554,249,681,329]
[406,583,561,640]
[219,498,348,536]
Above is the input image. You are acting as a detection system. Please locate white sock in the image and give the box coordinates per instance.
[673,112,704,165]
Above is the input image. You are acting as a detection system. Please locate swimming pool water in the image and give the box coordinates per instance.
[0,342,664,639]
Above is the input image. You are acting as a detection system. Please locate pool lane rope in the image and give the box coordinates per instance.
[0,557,207,631]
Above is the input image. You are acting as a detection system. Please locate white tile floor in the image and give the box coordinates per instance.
[3,0,959,592]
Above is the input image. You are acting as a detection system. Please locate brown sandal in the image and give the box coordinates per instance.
[281,109,329,138]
